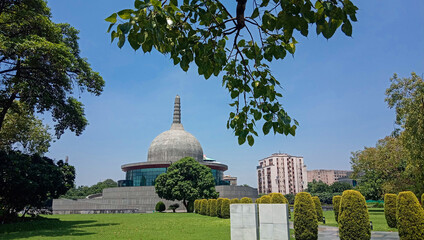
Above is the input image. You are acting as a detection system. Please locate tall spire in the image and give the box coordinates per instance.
[173,95,181,124]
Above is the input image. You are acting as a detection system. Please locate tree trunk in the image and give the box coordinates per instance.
[0,92,17,131]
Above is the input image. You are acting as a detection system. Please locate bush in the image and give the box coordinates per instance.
[168,203,179,213]
[294,192,318,240]
[333,195,342,223]
[312,196,323,222]
[200,199,208,215]
[255,198,261,204]
[217,198,224,217]
[206,199,212,216]
[221,198,230,219]
[338,190,370,240]
[422,193,424,206]
[397,191,424,240]
[240,197,253,203]
[210,199,217,217]
[230,198,239,204]
[384,194,397,228]
[155,201,165,212]
[260,195,271,204]
[269,193,288,203]
[194,199,200,213]
[285,194,295,204]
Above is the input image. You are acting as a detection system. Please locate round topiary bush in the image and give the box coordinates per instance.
[255,198,261,204]
[155,201,166,212]
[384,193,397,228]
[338,190,370,240]
[206,199,212,216]
[260,195,271,204]
[333,195,342,223]
[269,193,288,203]
[240,197,253,203]
[294,192,318,240]
[194,199,200,214]
[397,191,424,240]
[230,198,239,204]
[200,199,208,215]
[217,198,224,217]
[312,196,323,222]
[210,199,217,217]
[221,198,230,219]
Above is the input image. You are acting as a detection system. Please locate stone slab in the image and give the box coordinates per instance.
[259,204,290,240]
[230,204,258,240]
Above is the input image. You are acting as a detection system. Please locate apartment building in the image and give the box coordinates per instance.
[307,169,353,185]
[257,153,307,195]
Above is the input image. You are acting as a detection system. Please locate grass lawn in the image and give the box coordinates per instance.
[0,213,294,240]
[320,208,397,232]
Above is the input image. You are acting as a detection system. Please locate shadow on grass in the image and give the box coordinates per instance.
[0,217,119,239]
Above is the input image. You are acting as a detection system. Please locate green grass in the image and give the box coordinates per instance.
[0,213,232,240]
[320,208,397,232]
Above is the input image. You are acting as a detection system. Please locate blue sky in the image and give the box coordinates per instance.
[45,1,424,187]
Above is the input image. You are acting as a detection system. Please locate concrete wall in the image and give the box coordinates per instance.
[53,185,259,214]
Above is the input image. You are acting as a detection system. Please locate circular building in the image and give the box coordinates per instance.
[120,95,228,187]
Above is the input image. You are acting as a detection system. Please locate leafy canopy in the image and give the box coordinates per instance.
[106,0,357,145]
[155,157,218,212]
[0,0,104,138]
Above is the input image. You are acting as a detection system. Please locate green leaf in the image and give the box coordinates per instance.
[247,135,254,146]
[263,121,272,135]
[251,8,259,19]
[238,135,246,145]
[118,23,131,34]
[118,9,133,20]
[341,21,352,37]
[118,34,125,48]
[105,13,117,23]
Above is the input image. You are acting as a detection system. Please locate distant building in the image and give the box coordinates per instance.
[257,153,307,195]
[307,169,353,185]
[223,175,237,186]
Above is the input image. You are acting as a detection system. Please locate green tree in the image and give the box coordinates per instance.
[0,150,75,222]
[106,0,357,145]
[350,136,413,200]
[307,180,330,193]
[385,73,424,194]
[0,0,104,137]
[61,179,117,199]
[155,157,218,212]
[330,182,352,193]
[0,101,51,154]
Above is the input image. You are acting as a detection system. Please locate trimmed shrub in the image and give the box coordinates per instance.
[206,199,212,216]
[230,198,239,204]
[194,199,200,213]
[384,194,397,228]
[155,201,165,212]
[269,193,288,203]
[255,198,261,204]
[221,198,230,219]
[200,199,208,215]
[168,203,179,213]
[312,196,323,222]
[332,195,342,223]
[397,191,424,239]
[294,192,318,240]
[210,199,217,217]
[338,190,370,240]
[260,195,271,204]
[422,193,424,206]
[240,197,253,203]
[217,198,224,218]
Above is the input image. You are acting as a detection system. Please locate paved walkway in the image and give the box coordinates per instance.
[289,223,399,240]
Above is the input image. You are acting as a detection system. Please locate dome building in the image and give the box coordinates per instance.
[119,95,228,187]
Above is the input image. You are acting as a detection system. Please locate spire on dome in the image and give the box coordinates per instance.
[173,95,181,124]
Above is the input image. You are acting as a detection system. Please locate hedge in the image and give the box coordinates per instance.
[210,199,217,217]
[206,199,212,216]
[384,194,397,228]
[155,201,165,212]
[397,191,424,240]
[338,190,370,240]
[260,195,271,204]
[200,199,208,215]
[221,198,230,219]
[332,195,342,223]
[294,192,318,240]
[217,198,224,217]
[194,199,199,213]
[421,193,424,206]
[240,197,253,203]
[269,193,288,203]
[230,198,240,204]
[255,198,261,204]
[312,196,323,222]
